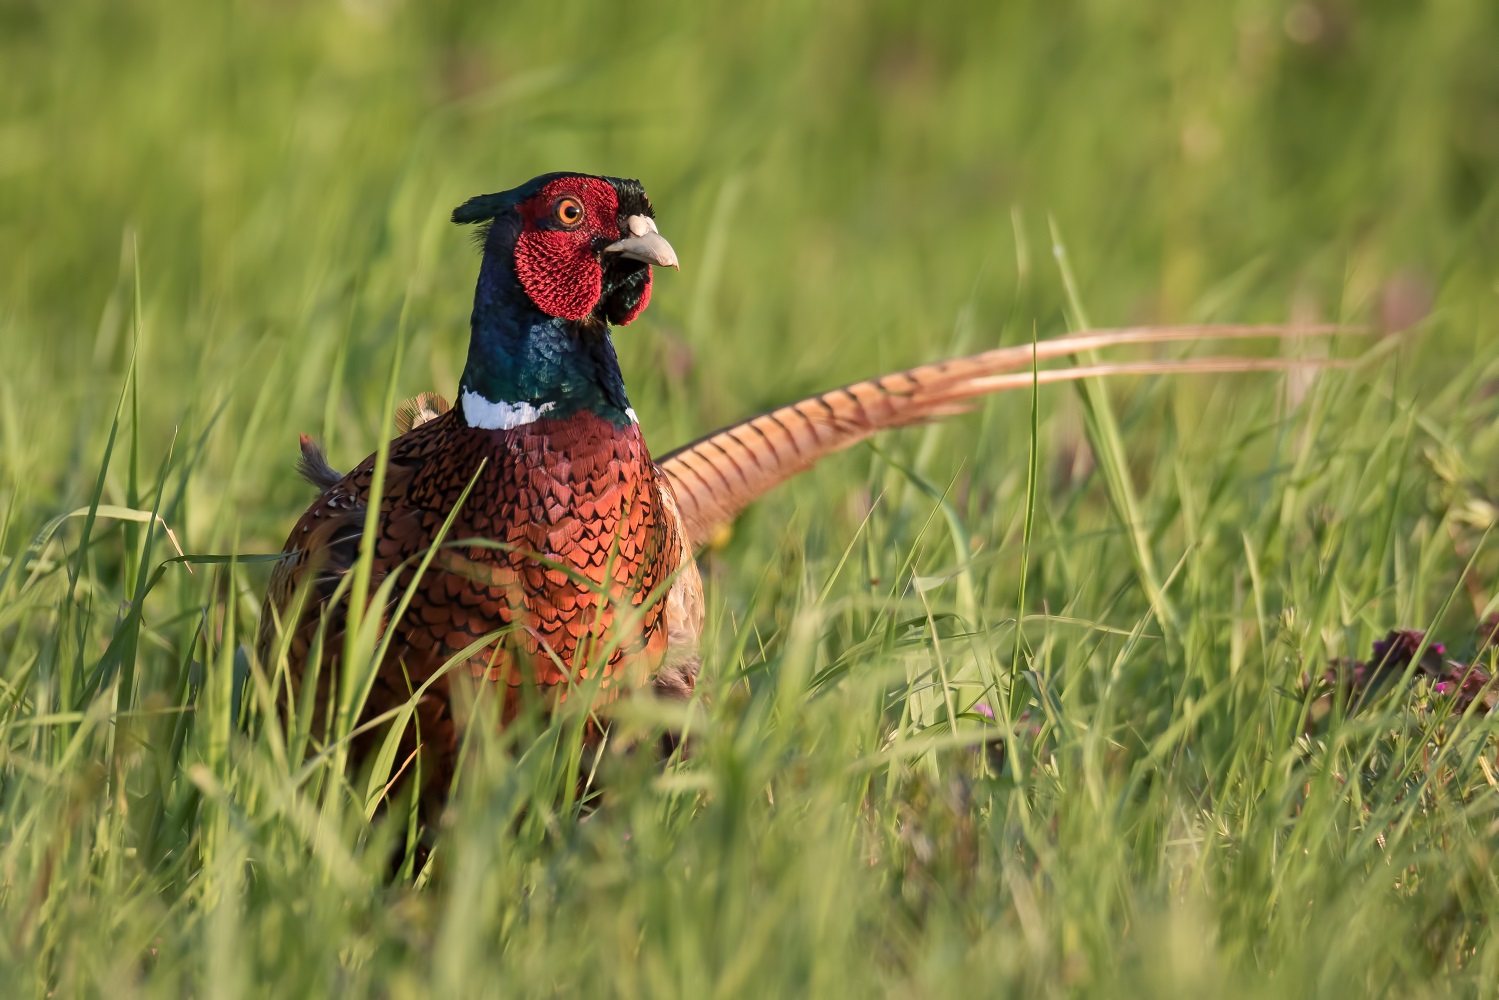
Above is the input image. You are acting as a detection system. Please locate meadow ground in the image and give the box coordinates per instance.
[3,1,1499,995]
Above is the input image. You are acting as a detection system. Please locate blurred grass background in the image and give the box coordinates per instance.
[3,0,1499,995]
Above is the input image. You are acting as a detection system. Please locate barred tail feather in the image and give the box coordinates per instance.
[658,324,1355,548]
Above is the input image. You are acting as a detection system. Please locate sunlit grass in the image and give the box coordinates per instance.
[3,0,1499,995]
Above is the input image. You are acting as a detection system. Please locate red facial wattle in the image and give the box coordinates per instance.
[512,177,621,322]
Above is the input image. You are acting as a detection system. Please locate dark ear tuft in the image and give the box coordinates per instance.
[450,174,578,251]
[451,192,510,225]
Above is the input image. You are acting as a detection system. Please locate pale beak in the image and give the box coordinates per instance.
[604,214,679,269]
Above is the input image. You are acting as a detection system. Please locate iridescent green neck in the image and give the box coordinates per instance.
[458,247,634,430]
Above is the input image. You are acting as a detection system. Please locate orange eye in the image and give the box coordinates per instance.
[554,197,584,227]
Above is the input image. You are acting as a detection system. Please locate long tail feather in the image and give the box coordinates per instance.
[658,324,1357,548]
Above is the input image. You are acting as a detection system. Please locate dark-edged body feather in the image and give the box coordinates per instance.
[259,407,688,795]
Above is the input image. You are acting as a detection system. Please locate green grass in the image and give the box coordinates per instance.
[4,0,1499,995]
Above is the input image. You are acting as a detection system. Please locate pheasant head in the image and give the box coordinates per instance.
[453,172,676,325]
[450,172,678,430]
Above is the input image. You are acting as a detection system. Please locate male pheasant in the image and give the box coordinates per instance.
[258,170,1344,804]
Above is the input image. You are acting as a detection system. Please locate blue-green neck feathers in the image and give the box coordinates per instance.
[458,233,635,430]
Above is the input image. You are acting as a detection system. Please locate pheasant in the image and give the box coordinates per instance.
[258,170,1345,805]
